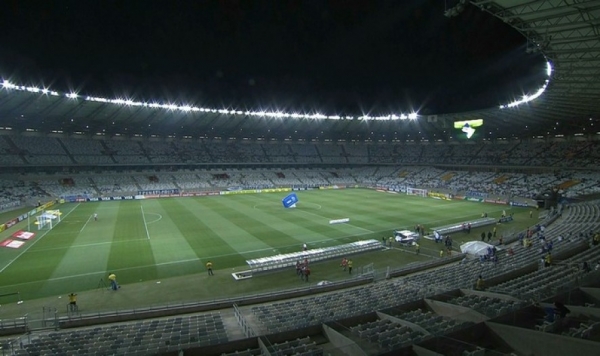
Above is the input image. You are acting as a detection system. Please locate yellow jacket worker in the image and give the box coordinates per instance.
[206,261,214,276]
[68,293,77,311]
[108,273,119,290]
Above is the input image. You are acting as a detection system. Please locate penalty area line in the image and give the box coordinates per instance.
[141,205,151,240]
[79,213,93,233]
[0,203,81,274]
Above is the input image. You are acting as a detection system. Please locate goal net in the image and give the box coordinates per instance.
[36,210,62,231]
[406,187,428,197]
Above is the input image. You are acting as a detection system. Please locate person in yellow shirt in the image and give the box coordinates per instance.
[415,243,420,255]
[347,259,353,274]
[544,253,552,267]
[476,275,485,290]
[440,249,444,258]
[206,261,214,276]
[68,293,78,311]
[108,273,118,290]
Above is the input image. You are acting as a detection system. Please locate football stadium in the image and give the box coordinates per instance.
[0,1,599,355]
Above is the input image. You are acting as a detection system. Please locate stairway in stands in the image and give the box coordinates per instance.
[56,138,78,164]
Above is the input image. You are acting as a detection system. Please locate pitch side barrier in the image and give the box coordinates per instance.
[429,217,497,238]
[63,185,362,203]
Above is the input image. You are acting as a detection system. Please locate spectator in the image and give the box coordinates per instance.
[476,275,485,290]
[303,267,311,282]
[340,257,348,271]
[554,301,570,319]
[544,253,552,267]
[582,261,591,273]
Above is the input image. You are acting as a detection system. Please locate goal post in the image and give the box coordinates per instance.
[36,210,62,231]
[406,187,428,197]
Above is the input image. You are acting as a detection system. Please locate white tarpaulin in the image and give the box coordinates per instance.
[460,241,494,256]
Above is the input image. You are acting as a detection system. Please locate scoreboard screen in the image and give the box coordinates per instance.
[454,119,483,139]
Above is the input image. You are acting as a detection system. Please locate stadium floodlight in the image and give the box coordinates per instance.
[546,61,552,77]
[2,79,15,89]
[0,77,422,122]
[408,112,418,120]
[499,78,549,109]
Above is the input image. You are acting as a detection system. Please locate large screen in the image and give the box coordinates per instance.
[454,119,483,139]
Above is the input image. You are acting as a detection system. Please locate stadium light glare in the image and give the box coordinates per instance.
[546,61,552,77]
[0,78,421,122]
[499,76,549,109]
[2,79,15,89]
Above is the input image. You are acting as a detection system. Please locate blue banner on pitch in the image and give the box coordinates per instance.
[282,193,299,208]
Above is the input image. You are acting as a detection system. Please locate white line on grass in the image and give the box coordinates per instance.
[29,239,151,252]
[145,213,163,225]
[0,203,81,274]
[79,214,93,233]
[3,257,203,288]
[140,205,151,240]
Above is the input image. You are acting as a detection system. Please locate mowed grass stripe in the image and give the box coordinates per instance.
[141,200,199,262]
[158,198,248,269]
[235,195,363,246]
[45,202,120,279]
[220,194,349,242]
[321,193,475,229]
[29,203,124,295]
[206,195,318,250]
[107,201,157,283]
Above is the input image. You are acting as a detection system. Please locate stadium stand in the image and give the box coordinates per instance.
[1,135,600,354]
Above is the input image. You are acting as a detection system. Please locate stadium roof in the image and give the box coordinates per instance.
[0,1,598,142]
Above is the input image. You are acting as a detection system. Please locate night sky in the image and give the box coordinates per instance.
[0,0,547,116]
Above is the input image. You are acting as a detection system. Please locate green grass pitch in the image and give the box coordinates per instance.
[0,189,531,304]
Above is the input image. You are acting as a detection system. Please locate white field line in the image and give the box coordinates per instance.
[4,258,203,288]
[141,205,151,240]
[145,213,163,225]
[0,203,81,274]
[79,214,94,233]
[30,239,151,252]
